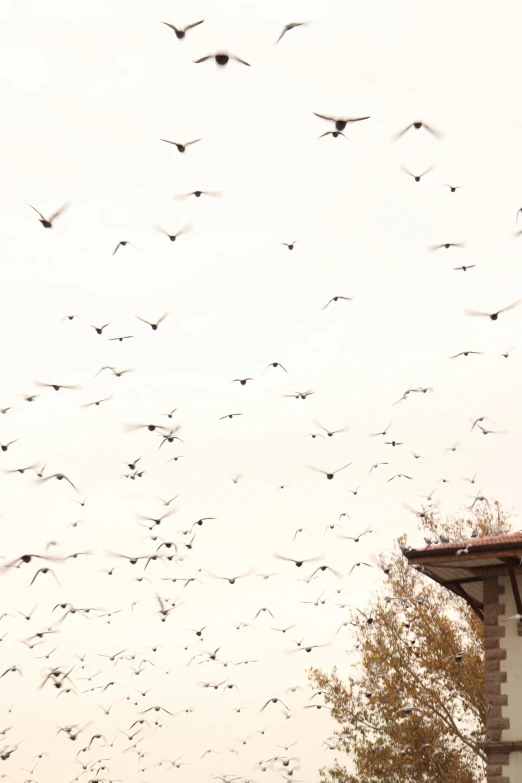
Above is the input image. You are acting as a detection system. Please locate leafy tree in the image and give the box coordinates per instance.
[309,501,512,783]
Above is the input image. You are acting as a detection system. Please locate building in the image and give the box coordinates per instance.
[405,532,522,783]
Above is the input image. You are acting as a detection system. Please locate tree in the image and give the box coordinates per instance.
[309,501,512,783]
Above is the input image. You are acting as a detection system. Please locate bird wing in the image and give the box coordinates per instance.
[423,123,443,139]
[275,23,303,44]
[232,56,251,66]
[500,299,521,314]
[25,202,46,221]
[162,22,180,33]
[184,19,205,31]
[392,124,413,141]
[313,112,336,122]
[193,55,212,63]
[48,202,70,222]
[333,463,352,474]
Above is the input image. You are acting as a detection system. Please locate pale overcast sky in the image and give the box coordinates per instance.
[0,0,522,781]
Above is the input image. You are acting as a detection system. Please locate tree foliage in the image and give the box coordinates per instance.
[309,501,512,783]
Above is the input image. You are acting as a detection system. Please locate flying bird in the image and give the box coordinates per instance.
[162,20,205,39]
[276,22,307,44]
[429,242,466,252]
[368,463,388,475]
[160,139,201,153]
[322,296,353,310]
[314,421,350,437]
[370,423,392,437]
[174,190,221,199]
[313,114,370,131]
[402,165,433,182]
[464,301,521,321]
[282,390,314,399]
[112,241,134,255]
[89,322,111,335]
[449,351,483,359]
[155,224,191,243]
[261,698,290,712]
[0,439,18,452]
[193,53,250,67]
[274,554,322,568]
[308,463,352,480]
[264,362,288,373]
[393,121,443,140]
[318,131,347,140]
[135,312,169,330]
[35,382,80,392]
[38,473,78,491]
[25,201,70,228]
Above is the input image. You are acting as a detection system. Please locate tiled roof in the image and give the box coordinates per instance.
[406,531,522,558]
[403,531,522,620]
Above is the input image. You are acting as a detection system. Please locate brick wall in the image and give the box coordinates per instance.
[483,578,509,782]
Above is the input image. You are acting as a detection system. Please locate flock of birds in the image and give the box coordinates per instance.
[0,7,520,783]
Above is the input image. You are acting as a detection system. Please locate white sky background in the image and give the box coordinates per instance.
[0,0,522,780]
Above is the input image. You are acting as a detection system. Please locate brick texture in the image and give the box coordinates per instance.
[483,577,510,782]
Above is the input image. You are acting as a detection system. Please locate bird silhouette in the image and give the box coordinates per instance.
[160,139,201,153]
[162,20,205,39]
[308,463,352,480]
[135,312,169,330]
[429,241,466,251]
[450,351,483,359]
[112,241,134,255]
[276,22,308,44]
[155,224,191,243]
[322,296,353,310]
[464,301,521,320]
[393,121,443,140]
[25,201,70,228]
[174,190,221,199]
[313,113,370,131]
[264,362,288,373]
[402,165,433,182]
[318,131,347,139]
[194,53,250,67]
[282,390,314,400]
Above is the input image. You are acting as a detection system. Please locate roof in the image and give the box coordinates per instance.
[404,532,522,620]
